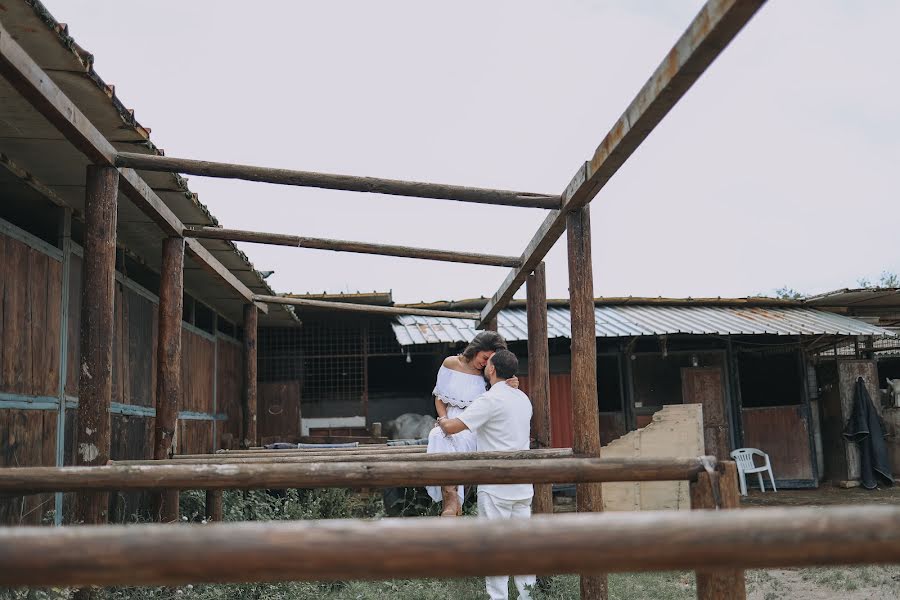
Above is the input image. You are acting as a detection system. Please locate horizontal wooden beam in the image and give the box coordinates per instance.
[477,0,766,328]
[188,227,522,268]
[0,22,265,310]
[1,506,897,587]
[0,457,710,494]
[254,295,479,320]
[171,446,427,460]
[114,448,573,466]
[0,152,72,211]
[114,152,561,209]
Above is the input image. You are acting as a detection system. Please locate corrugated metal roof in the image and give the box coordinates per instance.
[392,305,897,346]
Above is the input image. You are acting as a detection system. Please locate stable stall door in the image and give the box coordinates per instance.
[681,367,729,460]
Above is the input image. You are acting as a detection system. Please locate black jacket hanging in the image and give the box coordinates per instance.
[842,377,893,489]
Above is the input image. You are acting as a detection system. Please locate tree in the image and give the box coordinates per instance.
[775,287,804,300]
[857,271,899,288]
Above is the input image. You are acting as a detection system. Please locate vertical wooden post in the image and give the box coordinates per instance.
[74,166,119,526]
[690,461,746,600]
[526,262,553,516]
[484,316,498,332]
[566,205,607,599]
[205,490,224,522]
[242,304,258,449]
[151,236,184,522]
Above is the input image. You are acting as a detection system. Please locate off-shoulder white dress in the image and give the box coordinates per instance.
[426,365,487,503]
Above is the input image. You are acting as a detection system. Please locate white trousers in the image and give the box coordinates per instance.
[478,491,536,600]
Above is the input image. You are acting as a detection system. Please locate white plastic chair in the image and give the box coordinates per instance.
[730,448,777,496]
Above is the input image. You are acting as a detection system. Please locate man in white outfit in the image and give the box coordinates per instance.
[437,349,535,600]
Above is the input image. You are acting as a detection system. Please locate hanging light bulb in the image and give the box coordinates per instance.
[406,350,412,364]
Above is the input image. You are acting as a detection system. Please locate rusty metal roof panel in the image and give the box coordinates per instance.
[391,305,896,346]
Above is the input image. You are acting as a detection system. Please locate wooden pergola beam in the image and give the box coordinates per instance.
[477,0,767,328]
[188,227,522,268]
[254,295,480,320]
[115,152,561,209]
[0,506,897,587]
[0,22,263,311]
[0,457,711,494]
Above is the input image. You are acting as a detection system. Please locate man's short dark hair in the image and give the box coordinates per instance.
[490,349,518,380]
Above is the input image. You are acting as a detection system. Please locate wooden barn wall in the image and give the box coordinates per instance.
[0,232,62,397]
[0,409,57,524]
[0,220,246,524]
[216,337,244,450]
[0,230,62,524]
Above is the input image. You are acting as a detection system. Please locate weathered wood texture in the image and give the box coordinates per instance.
[0,232,62,397]
[151,238,184,522]
[478,0,767,328]
[108,414,155,522]
[567,205,607,599]
[0,409,57,525]
[177,446,427,459]
[154,237,184,461]
[188,227,522,267]
[215,337,243,450]
[682,367,730,460]
[177,420,214,457]
[254,295,480,320]
[114,448,574,466]
[1,505,898,587]
[741,406,813,482]
[526,262,553,516]
[74,165,118,526]
[205,490,223,522]
[691,462,746,600]
[115,152,560,209]
[242,304,258,449]
[66,254,159,407]
[0,457,711,494]
[259,381,302,444]
[180,329,215,415]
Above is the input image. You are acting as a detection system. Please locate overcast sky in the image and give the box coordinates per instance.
[46,1,900,303]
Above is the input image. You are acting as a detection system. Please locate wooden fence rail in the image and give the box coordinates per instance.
[0,506,897,587]
[114,448,574,465]
[0,456,710,494]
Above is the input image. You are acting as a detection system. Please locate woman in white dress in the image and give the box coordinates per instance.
[426,331,517,516]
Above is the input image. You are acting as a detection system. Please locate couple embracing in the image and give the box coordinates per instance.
[426,331,536,600]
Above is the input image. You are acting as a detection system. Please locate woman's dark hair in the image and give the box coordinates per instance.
[461,331,507,361]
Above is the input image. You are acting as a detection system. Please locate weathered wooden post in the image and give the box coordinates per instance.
[690,461,746,600]
[74,165,119,527]
[205,490,224,522]
[151,236,185,522]
[242,303,258,449]
[526,262,553,516]
[484,316,498,332]
[566,205,607,599]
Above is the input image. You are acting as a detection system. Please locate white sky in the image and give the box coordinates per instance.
[46,1,900,303]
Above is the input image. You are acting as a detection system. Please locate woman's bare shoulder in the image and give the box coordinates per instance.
[442,355,463,371]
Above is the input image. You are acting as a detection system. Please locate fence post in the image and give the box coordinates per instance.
[526,262,553,515]
[690,461,746,600]
[206,490,224,522]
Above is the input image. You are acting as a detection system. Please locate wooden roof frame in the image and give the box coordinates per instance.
[0,0,765,321]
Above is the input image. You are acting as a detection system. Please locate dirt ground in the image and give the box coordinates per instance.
[742,485,900,599]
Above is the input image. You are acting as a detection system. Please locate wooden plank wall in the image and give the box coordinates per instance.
[741,406,814,482]
[177,328,216,455]
[0,233,62,396]
[0,223,246,524]
[0,232,62,524]
[216,337,243,450]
